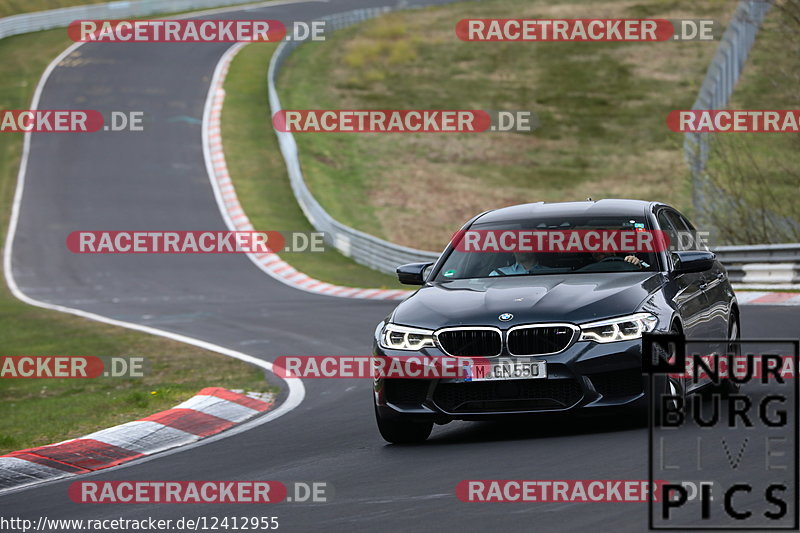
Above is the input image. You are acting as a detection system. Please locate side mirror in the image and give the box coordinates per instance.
[396,262,433,285]
[672,250,715,273]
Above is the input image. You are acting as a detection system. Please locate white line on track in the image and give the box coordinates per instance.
[0,0,327,497]
[202,41,411,300]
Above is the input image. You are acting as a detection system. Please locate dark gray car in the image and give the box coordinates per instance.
[373,200,739,443]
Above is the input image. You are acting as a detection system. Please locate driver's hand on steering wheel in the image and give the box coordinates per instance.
[624,255,642,267]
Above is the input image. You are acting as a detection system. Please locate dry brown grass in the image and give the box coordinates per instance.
[282,0,735,249]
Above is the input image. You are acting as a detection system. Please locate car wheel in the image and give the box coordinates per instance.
[374,404,433,444]
[650,374,685,427]
[712,310,741,396]
[640,328,685,426]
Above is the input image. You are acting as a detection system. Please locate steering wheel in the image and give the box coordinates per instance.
[599,256,625,262]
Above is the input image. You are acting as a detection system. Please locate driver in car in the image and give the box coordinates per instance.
[490,251,553,276]
[591,251,646,268]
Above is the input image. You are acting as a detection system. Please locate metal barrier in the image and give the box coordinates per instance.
[679,0,800,283]
[0,0,268,40]
[683,1,772,181]
[268,6,442,274]
[715,244,800,286]
[682,1,791,231]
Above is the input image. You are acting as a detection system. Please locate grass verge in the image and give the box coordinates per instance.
[0,29,272,455]
[221,41,405,289]
[0,0,265,19]
[703,5,800,243]
[0,0,108,18]
[275,0,735,251]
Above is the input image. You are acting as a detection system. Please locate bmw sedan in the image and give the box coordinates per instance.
[373,199,738,443]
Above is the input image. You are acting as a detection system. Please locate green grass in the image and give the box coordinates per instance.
[0,29,272,454]
[275,0,735,251]
[221,42,406,289]
[702,5,800,243]
[736,288,800,293]
[0,312,269,453]
[0,0,264,18]
[0,0,109,17]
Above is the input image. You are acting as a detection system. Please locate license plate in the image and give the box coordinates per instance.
[464,360,547,382]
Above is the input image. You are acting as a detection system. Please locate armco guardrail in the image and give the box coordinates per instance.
[715,244,800,286]
[268,6,442,274]
[684,0,772,177]
[0,0,264,40]
[683,0,775,223]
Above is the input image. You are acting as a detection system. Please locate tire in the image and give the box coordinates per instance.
[714,310,741,396]
[374,404,433,444]
[640,327,685,426]
[644,373,685,427]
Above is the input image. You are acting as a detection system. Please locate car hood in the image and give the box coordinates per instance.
[391,272,665,329]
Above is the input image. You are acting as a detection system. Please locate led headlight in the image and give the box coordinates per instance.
[579,313,658,343]
[381,324,436,351]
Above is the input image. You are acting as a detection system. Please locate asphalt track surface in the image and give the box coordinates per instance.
[2,0,799,531]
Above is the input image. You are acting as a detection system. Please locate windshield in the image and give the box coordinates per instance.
[434,215,660,281]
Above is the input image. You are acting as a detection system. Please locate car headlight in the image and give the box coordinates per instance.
[579,313,658,343]
[380,323,436,351]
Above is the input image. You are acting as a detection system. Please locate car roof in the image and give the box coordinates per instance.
[474,199,661,224]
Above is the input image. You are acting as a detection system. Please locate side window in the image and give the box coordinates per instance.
[673,211,709,251]
[656,210,678,269]
[664,211,689,251]
[656,210,678,240]
[675,212,696,231]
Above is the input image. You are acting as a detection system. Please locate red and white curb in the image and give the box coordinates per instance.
[203,43,412,301]
[2,3,304,497]
[0,387,273,492]
[735,291,800,306]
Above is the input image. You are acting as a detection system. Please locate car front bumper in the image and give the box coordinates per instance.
[373,338,648,422]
